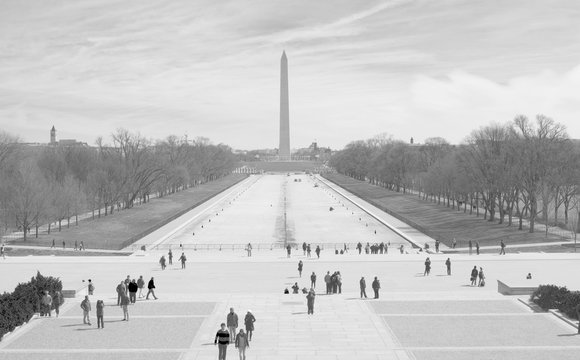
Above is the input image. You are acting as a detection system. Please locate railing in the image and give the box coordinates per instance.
[128,242,411,253]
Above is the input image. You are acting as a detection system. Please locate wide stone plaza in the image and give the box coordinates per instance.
[1,174,579,360]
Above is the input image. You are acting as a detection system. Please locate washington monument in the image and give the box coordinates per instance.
[279,51,290,160]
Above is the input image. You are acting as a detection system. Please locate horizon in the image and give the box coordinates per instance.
[1,0,580,150]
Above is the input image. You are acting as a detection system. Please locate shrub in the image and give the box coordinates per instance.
[0,271,63,341]
[559,291,580,320]
[530,284,570,310]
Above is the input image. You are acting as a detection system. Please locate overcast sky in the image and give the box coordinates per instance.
[1,0,579,150]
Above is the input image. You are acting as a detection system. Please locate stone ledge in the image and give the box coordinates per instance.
[497,279,538,295]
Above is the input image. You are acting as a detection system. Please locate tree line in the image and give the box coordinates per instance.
[0,129,237,240]
[330,115,580,235]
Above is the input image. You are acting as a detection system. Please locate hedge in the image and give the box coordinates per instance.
[0,271,63,340]
[530,284,580,320]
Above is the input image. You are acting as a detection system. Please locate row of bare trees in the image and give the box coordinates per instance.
[0,129,237,240]
[330,115,580,236]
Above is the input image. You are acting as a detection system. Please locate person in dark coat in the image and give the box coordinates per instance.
[146,277,158,300]
[286,244,292,258]
[128,279,138,304]
[244,310,256,341]
[470,266,479,286]
[424,257,431,276]
[310,272,316,289]
[315,245,321,258]
[445,258,451,275]
[372,276,380,299]
[298,260,303,277]
[360,276,368,298]
[306,288,316,314]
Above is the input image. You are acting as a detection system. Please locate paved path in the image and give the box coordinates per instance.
[1,174,580,360]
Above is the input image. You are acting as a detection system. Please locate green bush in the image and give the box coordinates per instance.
[531,284,569,310]
[0,271,63,341]
[531,284,580,320]
[559,291,580,320]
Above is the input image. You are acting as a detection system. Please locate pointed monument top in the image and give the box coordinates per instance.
[282,50,287,58]
[51,125,55,131]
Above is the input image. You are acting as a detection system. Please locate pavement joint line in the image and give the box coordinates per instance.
[0,349,189,353]
[131,175,259,252]
[402,345,580,350]
[378,313,548,317]
[363,298,412,360]
[55,315,209,319]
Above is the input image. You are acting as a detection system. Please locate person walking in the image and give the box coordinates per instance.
[227,308,239,342]
[41,291,52,317]
[357,242,362,254]
[51,239,55,249]
[244,310,256,341]
[53,290,63,317]
[310,272,317,289]
[286,244,292,258]
[81,295,91,325]
[62,240,65,250]
[452,238,457,249]
[298,260,303,278]
[88,279,95,295]
[306,244,311,258]
[306,288,316,314]
[116,281,125,306]
[470,266,479,286]
[435,240,440,253]
[120,293,130,320]
[315,245,321,259]
[324,271,331,294]
[445,258,451,275]
[96,300,104,329]
[128,279,138,304]
[74,240,78,251]
[424,257,431,276]
[137,275,145,298]
[159,255,166,270]
[179,252,187,269]
[302,242,307,255]
[478,267,486,287]
[372,276,381,299]
[360,276,368,298]
[215,323,230,360]
[246,243,252,257]
[476,241,480,255]
[468,240,473,255]
[146,277,158,300]
[336,271,342,294]
[168,249,173,265]
[235,328,250,360]
[500,240,506,255]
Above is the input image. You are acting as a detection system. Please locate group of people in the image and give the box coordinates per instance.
[159,250,187,270]
[359,276,381,299]
[324,270,343,294]
[290,242,321,258]
[470,266,486,286]
[77,274,157,329]
[40,290,64,317]
[215,308,256,360]
[357,241,389,255]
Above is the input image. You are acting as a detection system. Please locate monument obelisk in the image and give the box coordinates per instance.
[279,51,290,160]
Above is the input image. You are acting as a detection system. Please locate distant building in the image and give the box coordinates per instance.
[48,126,87,147]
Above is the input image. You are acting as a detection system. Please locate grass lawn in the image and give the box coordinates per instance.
[6,174,247,251]
[323,173,565,249]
